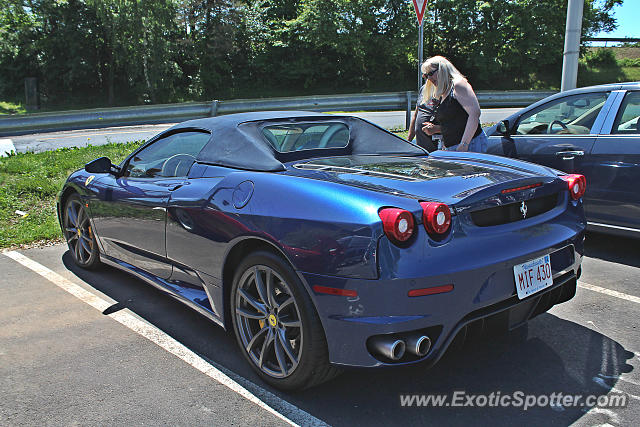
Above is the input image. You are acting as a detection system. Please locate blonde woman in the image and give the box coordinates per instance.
[417,56,488,152]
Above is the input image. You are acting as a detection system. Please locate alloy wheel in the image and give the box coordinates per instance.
[234,265,303,378]
[63,198,95,265]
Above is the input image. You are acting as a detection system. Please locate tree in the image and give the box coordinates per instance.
[89,0,181,105]
[265,0,416,92]
[421,0,623,89]
[0,0,627,106]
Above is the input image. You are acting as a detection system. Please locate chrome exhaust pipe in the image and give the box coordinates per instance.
[406,335,431,357]
[369,336,406,360]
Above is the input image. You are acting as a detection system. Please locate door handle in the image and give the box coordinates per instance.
[556,150,584,160]
[169,183,184,191]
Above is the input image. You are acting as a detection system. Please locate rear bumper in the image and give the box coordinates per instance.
[423,271,577,369]
[302,224,584,368]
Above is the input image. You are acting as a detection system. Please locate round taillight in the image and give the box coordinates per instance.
[420,202,451,235]
[561,174,586,200]
[378,208,415,243]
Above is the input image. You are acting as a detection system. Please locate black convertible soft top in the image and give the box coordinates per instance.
[168,111,426,172]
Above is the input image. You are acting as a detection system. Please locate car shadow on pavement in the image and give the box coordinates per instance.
[585,232,640,268]
[63,252,634,427]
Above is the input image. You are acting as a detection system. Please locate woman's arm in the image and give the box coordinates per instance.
[422,123,441,135]
[453,79,481,151]
[407,104,419,141]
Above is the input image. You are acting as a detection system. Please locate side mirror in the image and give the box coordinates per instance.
[85,157,118,175]
[496,119,512,137]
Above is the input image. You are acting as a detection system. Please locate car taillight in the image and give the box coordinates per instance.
[420,202,451,235]
[378,208,415,244]
[561,174,586,200]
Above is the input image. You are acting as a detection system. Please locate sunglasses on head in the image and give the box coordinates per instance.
[423,68,438,78]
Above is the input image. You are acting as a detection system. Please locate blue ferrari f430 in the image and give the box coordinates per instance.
[58,111,586,390]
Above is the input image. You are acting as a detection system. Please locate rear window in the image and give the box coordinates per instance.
[261,122,350,152]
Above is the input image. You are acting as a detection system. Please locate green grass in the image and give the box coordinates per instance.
[0,141,143,249]
[0,101,26,115]
[621,66,640,81]
[578,63,640,87]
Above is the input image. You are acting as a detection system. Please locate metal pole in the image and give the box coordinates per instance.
[561,0,583,91]
[406,91,412,131]
[418,22,424,91]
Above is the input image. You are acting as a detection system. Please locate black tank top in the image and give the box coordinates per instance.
[435,88,481,148]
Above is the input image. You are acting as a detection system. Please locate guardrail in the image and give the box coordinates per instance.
[0,90,555,136]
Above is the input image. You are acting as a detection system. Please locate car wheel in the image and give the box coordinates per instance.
[230,251,340,390]
[63,194,100,269]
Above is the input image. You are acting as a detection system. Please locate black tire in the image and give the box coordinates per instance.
[62,194,101,269]
[230,251,340,390]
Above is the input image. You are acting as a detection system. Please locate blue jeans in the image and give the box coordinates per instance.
[445,130,489,153]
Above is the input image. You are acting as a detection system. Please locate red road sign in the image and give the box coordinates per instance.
[412,0,428,25]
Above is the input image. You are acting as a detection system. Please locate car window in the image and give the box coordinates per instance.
[125,130,211,178]
[515,92,609,136]
[262,122,350,152]
[611,91,640,134]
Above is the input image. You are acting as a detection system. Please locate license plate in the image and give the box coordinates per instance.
[513,255,553,300]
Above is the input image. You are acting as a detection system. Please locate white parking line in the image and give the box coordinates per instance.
[3,250,327,427]
[0,138,16,156]
[578,281,640,305]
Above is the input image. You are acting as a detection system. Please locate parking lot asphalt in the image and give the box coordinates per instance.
[1,232,639,426]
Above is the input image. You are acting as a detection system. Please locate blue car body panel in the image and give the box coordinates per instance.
[58,112,586,368]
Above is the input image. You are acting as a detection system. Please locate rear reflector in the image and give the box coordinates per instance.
[560,174,586,200]
[313,285,357,297]
[408,284,454,297]
[501,182,542,194]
